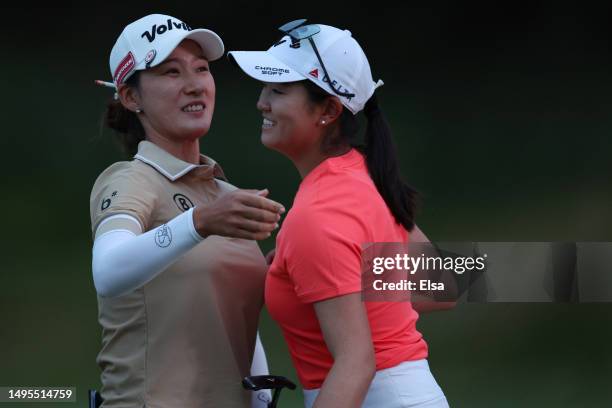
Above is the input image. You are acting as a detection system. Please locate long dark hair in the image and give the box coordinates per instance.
[103,72,145,156]
[302,80,419,231]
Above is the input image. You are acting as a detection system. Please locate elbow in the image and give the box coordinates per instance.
[340,347,376,382]
[93,270,114,298]
[364,361,376,384]
[92,258,120,298]
[366,351,376,380]
[361,351,376,384]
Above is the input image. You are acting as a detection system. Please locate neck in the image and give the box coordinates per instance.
[293,144,351,179]
[146,134,201,165]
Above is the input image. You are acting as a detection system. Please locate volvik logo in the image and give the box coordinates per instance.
[141,19,192,43]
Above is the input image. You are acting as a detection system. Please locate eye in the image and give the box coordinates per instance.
[197,65,210,73]
[272,88,284,95]
[164,68,179,75]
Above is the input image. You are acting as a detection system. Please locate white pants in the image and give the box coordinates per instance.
[303,359,449,408]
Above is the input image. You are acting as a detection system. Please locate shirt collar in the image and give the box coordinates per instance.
[134,140,227,181]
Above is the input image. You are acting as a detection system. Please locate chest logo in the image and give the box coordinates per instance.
[173,193,194,212]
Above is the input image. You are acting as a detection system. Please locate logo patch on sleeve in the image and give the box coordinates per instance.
[100,191,118,211]
[155,224,173,248]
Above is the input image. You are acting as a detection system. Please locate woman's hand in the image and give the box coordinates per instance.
[193,189,285,240]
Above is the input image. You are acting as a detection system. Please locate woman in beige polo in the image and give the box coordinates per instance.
[90,14,284,407]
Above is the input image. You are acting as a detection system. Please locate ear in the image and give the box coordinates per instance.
[319,96,343,126]
[117,83,141,113]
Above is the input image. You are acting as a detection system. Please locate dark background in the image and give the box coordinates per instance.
[1,2,611,407]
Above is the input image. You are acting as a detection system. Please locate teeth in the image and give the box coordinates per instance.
[263,118,275,128]
[183,104,204,112]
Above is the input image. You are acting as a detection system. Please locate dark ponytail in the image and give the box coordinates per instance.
[103,72,145,156]
[302,80,418,231]
[363,95,418,231]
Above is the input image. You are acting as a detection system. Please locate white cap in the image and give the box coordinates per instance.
[228,24,383,114]
[109,14,224,86]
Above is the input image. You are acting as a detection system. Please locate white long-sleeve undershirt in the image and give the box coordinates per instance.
[92,208,203,298]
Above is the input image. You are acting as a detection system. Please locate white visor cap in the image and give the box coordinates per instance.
[109,14,224,86]
[228,24,383,114]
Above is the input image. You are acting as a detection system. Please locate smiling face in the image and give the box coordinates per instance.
[256,82,324,158]
[127,40,216,143]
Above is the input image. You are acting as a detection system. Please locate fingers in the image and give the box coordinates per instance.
[249,230,275,241]
[240,206,281,223]
[238,188,269,197]
[237,189,285,214]
[241,194,285,214]
[226,229,272,241]
[233,228,274,241]
[198,189,286,241]
[238,218,279,234]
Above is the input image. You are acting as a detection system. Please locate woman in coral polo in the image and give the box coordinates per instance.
[230,21,449,408]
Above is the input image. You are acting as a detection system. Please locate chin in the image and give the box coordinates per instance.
[260,132,278,150]
[261,133,290,157]
[185,124,211,139]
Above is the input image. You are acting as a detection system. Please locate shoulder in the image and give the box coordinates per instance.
[213,177,239,194]
[306,163,378,207]
[89,160,163,235]
[283,198,367,248]
[294,170,378,222]
[91,160,163,197]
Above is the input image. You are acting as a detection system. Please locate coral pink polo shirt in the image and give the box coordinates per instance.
[266,148,428,390]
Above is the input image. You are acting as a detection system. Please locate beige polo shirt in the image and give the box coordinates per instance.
[89,141,267,408]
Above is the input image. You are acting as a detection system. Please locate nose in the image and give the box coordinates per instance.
[184,70,206,96]
[256,87,270,112]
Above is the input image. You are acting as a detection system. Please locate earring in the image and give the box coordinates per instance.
[321,120,326,125]
[136,108,143,114]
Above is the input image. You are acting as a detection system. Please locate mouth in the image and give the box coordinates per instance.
[182,102,205,113]
[262,117,276,129]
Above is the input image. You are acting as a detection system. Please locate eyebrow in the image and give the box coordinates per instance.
[158,56,208,66]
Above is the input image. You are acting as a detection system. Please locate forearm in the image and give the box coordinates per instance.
[313,355,375,408]
[92,208,203,297]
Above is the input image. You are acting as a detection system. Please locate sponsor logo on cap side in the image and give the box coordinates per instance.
[255,65,290,76]
[114,52,135,84]
[309,69,318,79]
[145,49,157,68]
[141,18,192,43]
[322,74,354,101]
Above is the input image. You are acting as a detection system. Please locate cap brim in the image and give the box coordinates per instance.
[228,51,306,83]
[144,28,225,71]
[184,29,225,61]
